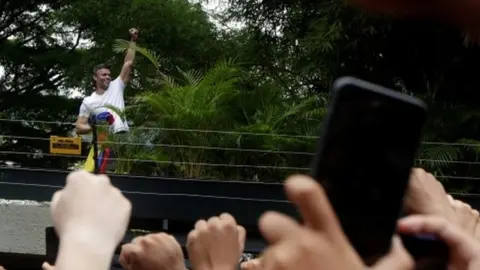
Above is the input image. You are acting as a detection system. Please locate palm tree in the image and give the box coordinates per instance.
[133,59,242,178]
[113,40,326,180]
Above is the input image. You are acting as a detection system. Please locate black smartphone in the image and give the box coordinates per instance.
[310,77,447,264]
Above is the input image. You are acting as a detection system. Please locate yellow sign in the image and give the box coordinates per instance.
[50,136,82,155]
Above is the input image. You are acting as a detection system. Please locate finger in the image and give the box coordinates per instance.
[194,219,207,230]
[65,170,80,186]
[120,243,142,265]
[50,190,62,220]
[118,248,128,269]
[131,235,144,244]
[237,225,247,251]
[167,234,182,249]
[453,200,463,208]
[260,242,293,270]
[461,201,472,210]
[42,262,55,270]
[241,259,261,270]
[219,213,239,234]
[284,175,342,234]
[447,195,455,205]
[150,232,172,247]
[186,230,203,253]
[250,258,262,270]
[372,236,413,270]
[207,216,222,231]
[220,212,237,225]
[96,174,111,185]
[258,211,302,244]
[50,190,62,208]
[186,230,209,270]
[398,215,471,250]
[240,261,249,270]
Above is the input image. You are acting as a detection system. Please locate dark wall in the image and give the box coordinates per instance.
[1,167,480,269]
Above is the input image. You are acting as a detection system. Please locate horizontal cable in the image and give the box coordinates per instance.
[5,135,480,157]
[4,118,480,147]
[416,159,480,165]
[0,179,476,199]
[0,151,310,171]
[436,175,480,181]
[0,118,317,139]
[3,150,480,174]
[0,135,315,156]
[3,166,480,184]
[0,166,229,183]
[0,180,290,203]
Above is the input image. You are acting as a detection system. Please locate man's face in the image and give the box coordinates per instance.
[94,68,111,90]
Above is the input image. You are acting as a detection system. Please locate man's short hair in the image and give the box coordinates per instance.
[92,63,111,76]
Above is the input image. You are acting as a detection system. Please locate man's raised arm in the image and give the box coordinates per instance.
[119,28,138,84]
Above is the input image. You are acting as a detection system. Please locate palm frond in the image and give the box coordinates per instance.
[418,145,462,170]
[457,138,480,159]
[156,73,180,89]
[176,67,204,87]
[112,39,161,69]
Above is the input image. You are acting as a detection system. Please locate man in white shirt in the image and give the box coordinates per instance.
[76,28,138,173]
[76,28,138,135]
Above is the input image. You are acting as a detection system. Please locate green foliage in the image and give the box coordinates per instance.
[2,0,480,193]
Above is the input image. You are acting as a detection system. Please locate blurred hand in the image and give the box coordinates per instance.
[450,198,480,240]
[403,168,457,224]
[42,262,55,270]
[187,213,246,270]
[399,215,480,270]
[51,170,131,249]
[405,168,480,242]
[120,233,185,270]
[258,175,413,270]
[240,258,262,270]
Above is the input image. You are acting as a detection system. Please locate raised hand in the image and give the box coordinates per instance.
[51,170,132,270]
[51,170,131,249]
[403,168,457,224]
[129,28,139,41]
[187,213,246,270]
[399,215,480,270]
[258,175,413,270]
[120,233,186,270]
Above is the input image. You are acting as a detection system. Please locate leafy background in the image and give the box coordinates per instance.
[1,0,480,193]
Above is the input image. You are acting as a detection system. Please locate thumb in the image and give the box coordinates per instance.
[42,262,55,270]
[371,236,414,270]
[119,243,141,269]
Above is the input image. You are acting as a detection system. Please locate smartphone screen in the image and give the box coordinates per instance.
[311,77,427,261]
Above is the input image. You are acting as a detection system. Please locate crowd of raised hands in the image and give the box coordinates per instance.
[5,168,477,270]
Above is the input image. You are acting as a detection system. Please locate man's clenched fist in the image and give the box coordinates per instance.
[187,213,246,270]
[120,233,186,270]
[129,28,139,41]
[51,170,131,248]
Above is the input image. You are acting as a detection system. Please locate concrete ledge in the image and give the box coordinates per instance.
[0,200,51,255]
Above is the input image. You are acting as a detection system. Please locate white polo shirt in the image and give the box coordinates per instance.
[78,77,129,134]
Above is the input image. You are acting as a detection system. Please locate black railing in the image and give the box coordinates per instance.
[0,166,479,269]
